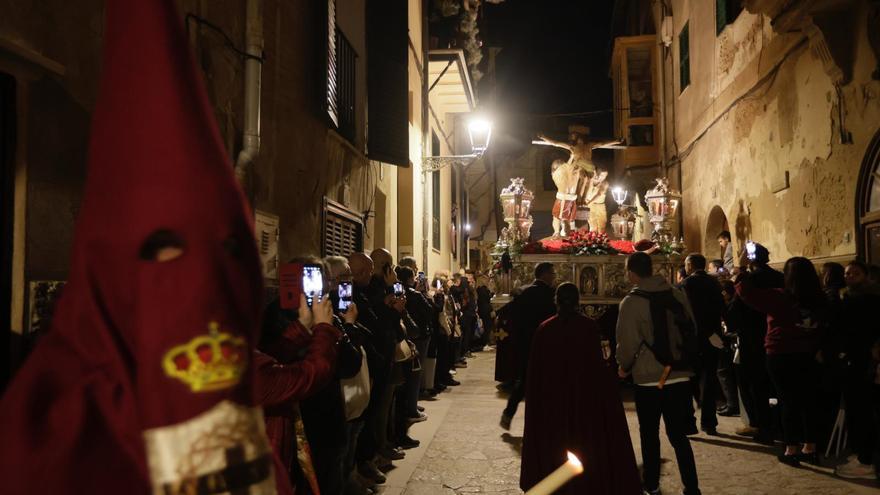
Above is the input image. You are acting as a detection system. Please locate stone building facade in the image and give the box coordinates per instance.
[612,0,880,266]
[0,0,480,381]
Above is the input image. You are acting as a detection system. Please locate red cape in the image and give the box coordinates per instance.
[521,313,642,494]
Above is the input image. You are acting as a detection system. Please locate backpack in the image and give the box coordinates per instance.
[630,288,701,371]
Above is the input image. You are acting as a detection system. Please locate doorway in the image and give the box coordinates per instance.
[704,205,730,261]
[856,128,880,264]
[0,72,16,391]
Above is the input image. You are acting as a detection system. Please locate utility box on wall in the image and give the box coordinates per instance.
[255,210,280,285]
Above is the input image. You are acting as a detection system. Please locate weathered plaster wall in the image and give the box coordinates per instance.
[679,4,880,264]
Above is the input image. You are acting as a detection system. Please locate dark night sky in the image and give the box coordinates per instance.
[481,0,616,142]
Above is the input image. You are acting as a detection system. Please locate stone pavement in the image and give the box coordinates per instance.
[380,349,879,494]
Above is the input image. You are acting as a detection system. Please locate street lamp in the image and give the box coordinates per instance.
[420,116,493,279]
[422,117,493,172]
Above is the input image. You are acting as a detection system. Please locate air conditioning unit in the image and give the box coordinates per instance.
[254,210,280,283]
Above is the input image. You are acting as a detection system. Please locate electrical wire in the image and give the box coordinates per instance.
[185,13,265,63]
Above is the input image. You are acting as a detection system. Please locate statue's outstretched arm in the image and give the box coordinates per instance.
[537,134,573,151]
[590,139,624,149]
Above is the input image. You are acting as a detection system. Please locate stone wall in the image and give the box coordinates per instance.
[673,2,880,263]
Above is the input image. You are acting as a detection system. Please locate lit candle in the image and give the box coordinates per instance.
[524,452,584,495]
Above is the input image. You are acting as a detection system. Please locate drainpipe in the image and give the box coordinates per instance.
[234,0,263,186]
[421,0,431,277]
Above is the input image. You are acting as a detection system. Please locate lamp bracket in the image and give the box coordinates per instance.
[421,154,480,172]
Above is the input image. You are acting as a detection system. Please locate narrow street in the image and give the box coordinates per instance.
[382,350,879,495]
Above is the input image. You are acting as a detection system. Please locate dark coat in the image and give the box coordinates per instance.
[681,270,726,340]
[514,280,556,370]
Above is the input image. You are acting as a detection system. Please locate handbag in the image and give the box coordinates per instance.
[394,338,415,362]
[340,347,371,421]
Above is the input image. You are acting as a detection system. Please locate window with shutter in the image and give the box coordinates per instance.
[322,199,364,257]
[679,23,690,92]
[336,30,357,142]
[366,0,409,166]
[327,0,339,126]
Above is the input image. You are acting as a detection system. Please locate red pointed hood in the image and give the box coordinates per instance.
[0,0,277,493]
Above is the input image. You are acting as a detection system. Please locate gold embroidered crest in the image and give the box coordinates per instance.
[162,322,248,392]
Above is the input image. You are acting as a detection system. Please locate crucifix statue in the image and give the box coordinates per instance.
[536,132,622,237]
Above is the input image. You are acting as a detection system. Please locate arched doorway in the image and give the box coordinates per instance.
[856,129,880,264]
[704,205,730,261]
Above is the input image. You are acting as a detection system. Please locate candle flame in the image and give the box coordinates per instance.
[566,452,584,473]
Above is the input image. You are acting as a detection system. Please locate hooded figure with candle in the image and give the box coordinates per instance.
[521,283,642,494]
[0,0,289,493]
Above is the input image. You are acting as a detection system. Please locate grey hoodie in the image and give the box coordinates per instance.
[616,274,696,385]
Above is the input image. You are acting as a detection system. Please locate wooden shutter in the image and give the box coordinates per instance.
[366,0,409,167]
[327,0,339,126]
[679,23,690,91]
[323,199,364,257]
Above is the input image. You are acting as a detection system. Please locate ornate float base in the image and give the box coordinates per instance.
[491,253,683,313]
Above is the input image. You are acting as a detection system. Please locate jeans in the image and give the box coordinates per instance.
[634,382,701,495]
[766,353,820,446]
[717,345,739,410]
[736,353,773,436]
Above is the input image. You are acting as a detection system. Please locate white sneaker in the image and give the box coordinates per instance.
[835,457,876,479]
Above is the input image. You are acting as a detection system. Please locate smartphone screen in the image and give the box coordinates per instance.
[302,264,323,307]
[435,279,442,290]
[393,282,404,297]
[337,281,353,311]
[746,241,756,260]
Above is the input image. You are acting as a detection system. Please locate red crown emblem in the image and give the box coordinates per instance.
[162,322,248,393]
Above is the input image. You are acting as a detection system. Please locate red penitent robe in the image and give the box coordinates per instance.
[521,313,642,495]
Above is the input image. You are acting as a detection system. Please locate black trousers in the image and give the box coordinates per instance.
[503,365,527,418]
[736,354,773,436]
[693,346,720,428]
[766,353,821,446]
[844,377,880,465]
[634,382,701,495]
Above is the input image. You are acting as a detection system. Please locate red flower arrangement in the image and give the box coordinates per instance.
[608,240,635,254]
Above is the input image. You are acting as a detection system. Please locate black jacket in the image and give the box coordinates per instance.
[513,280,556,367]
[404,287,434,341]
[682,270,726,340]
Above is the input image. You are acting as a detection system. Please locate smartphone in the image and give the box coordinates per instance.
[279,263,303,309]
[337,281,353,311]
[435,279,442,290]
[746,241,757,261]
[302,264,323,307]
[393,282,405,297]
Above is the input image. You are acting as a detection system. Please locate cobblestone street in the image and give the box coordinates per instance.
[380,349,879,495]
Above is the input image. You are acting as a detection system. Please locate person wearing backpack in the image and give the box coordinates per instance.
[617,252,702,495]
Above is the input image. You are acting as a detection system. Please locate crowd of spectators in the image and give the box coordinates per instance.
[255,249,492,494]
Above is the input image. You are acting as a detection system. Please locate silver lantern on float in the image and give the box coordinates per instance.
[644,177,681,243]
[497,178,534,248]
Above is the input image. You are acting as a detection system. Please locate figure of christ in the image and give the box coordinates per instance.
[550,159,583,238]
[583,169,609,233]
[537,133,622,178]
